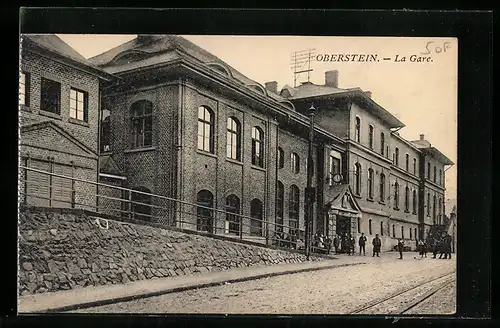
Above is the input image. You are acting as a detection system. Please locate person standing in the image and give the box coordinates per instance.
[333,235,340,254]
[359,233,367,256]
[372,234,382,257]
[350,234,356,255]
[418,239,424,258]
[397,239,404,259]
[443,233,452,259]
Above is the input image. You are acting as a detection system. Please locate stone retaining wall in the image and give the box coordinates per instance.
[18,208,323,296]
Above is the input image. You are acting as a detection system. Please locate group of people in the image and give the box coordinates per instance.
[330,232,382,257]
[417,233,453,259]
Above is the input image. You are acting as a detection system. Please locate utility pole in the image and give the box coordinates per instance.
[305,103,316,260]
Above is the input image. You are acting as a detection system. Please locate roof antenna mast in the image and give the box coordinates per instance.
[290,48,316,87]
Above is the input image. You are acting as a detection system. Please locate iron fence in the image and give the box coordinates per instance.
[18,165,326,252]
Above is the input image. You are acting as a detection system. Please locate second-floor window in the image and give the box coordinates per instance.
[226,117,241,161]
[19,71,30,106]
[367,168,374,199]
[368,125,374,149]
[70,88,88,122]
[427,192,431,216]
[354,163,361,195]
[405,186,410,211]
[355,117,361,143]
[412,189,417,214]
[329,150,342,185]
[380,132,385,155]
[413,158,417,175]
[198,106,214,153]
[131,100,153,148]
[395,147,399,166]
[291,153,300,173]
[427,163,431,179]
[433,166,437,183]
[41,78,61,115]
[394,182,400,209]
[379,173,386,202]
[439,169,443,185]
[278,147,284,169]
[252,127,265,168]
[405,154,409,171]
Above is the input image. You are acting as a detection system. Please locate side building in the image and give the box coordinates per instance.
[19,34,114,210]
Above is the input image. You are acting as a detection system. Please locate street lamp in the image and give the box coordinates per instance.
[305,103,316,260]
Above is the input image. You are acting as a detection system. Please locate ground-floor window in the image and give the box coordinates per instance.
[250,198,263,236]
[131,186,152,221]
[225,194,240,235]
[197,190,214,233]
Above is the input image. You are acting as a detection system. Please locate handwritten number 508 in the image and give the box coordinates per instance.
[421,41,451,55]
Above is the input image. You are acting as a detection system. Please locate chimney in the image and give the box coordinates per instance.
[325,70,339,88]
[264,81,278,94]
[419,134,425,141]
[364,91,372,98]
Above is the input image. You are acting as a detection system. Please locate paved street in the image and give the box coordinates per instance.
[71,252,456,315]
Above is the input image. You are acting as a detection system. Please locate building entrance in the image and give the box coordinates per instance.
[336,216,352,253]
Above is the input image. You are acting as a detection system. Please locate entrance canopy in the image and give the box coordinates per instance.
[324,184,362,218]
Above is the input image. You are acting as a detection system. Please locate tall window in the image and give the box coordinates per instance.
[357,218,361,233]
[413,158,417,175]
[410,227,413,240]
[438,197,442,224]
[250,199,263,236]
[412,189,417,214]
[100,109,111,152]
[40,78,61,115]
[433,195,437,223]
[367,168,374,199]
[19,71,30,106]
[439,169,443,185]
[405,154,409,171]
[131,187,152,221]
[70,88,88,122]
[329,151,341,185]
[225,195,240,235]
[291,153,300,173]
[226,117,241,160]
[415,228,417,241]
[427,192,431,216]
[401,226,405,239]
[197,190,214,233]
[394,182,400,209]
[433,166,437,183]
[380,222,384,236]
[368,125,374,149]
[198,106,214,153]
[252,127,264,168]
[355,117,361,142]
[427,163,431,179]
[392,225,395,237]
[354,163,361,195]
[131,100,153,148]
[289,185,300,237]
[395,148,399,166]
[380,132,385,155]
[369,219,372,235]
[379,173,386,202]
[404,186,410,212]
[276,181,284,232]
[278,147,284,169]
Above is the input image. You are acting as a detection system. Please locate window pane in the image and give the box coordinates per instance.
[77,110,84,121]
[198,136,204,150]
[19,93,25,105]
[198,122,204,137]
[70,98,77,110]
[198,106,204,119]
[70,89,77,100]
[144,117,152,132]
[77,91,84,102]
[20,72,25,84]
[204,137,210,151]
[144,102,152,114]
[144,132,152,146]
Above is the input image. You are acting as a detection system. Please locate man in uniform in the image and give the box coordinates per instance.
[372,233,382,257]
[359,232,367,256]
[333,235,340,254]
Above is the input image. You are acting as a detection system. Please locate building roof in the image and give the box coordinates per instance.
[410,138,454,165]
[22,34,116,81]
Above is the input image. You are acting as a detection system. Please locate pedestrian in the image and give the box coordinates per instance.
[333,235,340,254]
[418,239,424,258]
[442,233,452,259]
[397,239,404,259]
[372,234,381,257]
[325,236,332,254]
[423,240,428,258]
[350,235,356,255]
[432,237,439,258]
[359,233,367,256]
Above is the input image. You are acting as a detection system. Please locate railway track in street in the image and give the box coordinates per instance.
[348,271,456,315]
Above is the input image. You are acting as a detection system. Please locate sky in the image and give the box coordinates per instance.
[57,34,458,208]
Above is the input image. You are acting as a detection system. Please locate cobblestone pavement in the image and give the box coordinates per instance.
[71,253,456,315]
[403,278,456,315]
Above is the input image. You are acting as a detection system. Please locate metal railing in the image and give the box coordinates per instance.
[18,165,318,252]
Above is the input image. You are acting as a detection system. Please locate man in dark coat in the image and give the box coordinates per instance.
[359,233,367,256]
[397,239,404,259]
[350,235,356,255]
[372,234,382,257]
[442,233,452,259]
[432,237,440,258]
[333,235,340,254]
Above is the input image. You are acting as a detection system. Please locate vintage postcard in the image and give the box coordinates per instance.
[18,34,457,315]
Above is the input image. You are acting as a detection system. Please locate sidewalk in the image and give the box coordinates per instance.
[18,253,381,313]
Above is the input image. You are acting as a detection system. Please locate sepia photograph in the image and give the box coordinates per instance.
[17,33,458,315]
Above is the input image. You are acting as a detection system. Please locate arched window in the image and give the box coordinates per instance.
[395,147,399,166]
[276,181,284,232]
[413,158,417,175]
[368,125,374,149]
[131,100,153,148]
[197,190,214,233]
[427,192,431,216]
[252,127,264,168]
[198,106,214,153]
[357,218,361,233]
[405,186,410,211]
[369,219,372,235]
[401,226,405,239]
[226,117,241,160]
[433,166,437,183]
[438,197,443,224]
[379,173,386,202]
[278,147,284,169]
[367,168,374,199]
[250,198,263,236]
[131,186,152,221]
[433,195,437,223]
[225,195,240,235]
[100,109,111,152]
[380,221,384,236]
[405,154,409,171]
[329,150,341,185]
[355,117,361,142]
[380,132,385,155]
[412,189,417,214]
[289,185,300,236]
[291,153,300,173]
[392,224,395,237]
[439,169,443,185]
[394,182,400,209]
[354,163,361,195]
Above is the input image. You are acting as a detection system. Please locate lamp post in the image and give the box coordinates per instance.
[305,103,316,260]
